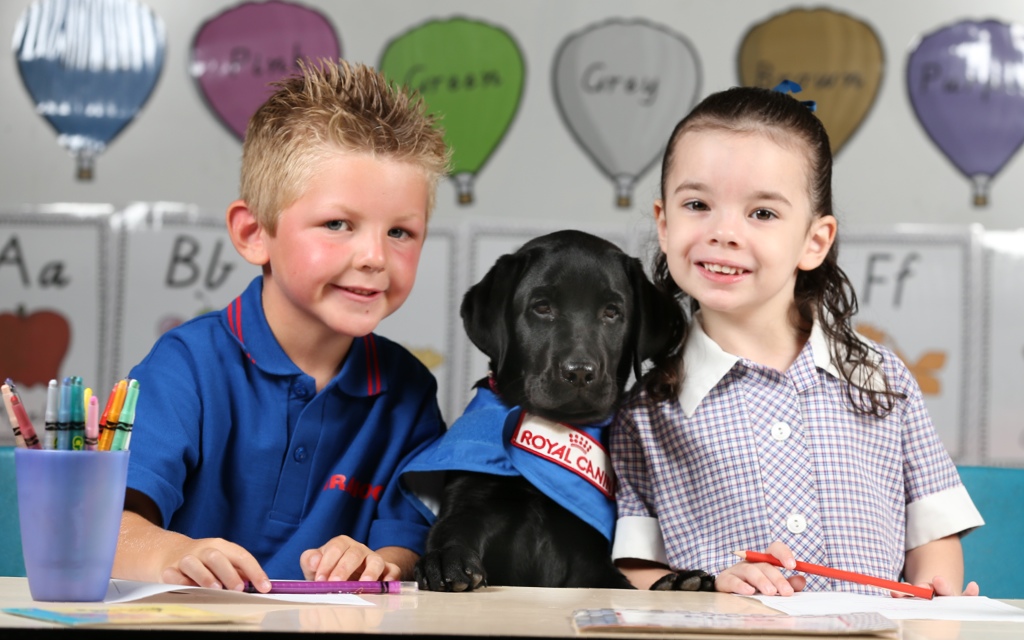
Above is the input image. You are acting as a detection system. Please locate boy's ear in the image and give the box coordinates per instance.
[799,214,837,271]
[226,199,269,267]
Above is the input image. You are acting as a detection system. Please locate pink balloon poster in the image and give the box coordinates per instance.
[190,0,341,141]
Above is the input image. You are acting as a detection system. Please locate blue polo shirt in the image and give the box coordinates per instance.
[127,276,443,579]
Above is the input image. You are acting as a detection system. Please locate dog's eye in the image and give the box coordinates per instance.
[532,301,553,317]
[603,305,622,321]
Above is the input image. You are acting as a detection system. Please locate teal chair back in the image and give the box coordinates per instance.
[957,465,1024,599]
[0,447,26,576]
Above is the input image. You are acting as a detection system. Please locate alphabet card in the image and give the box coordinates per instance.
[376,225,461,423]
[839,227,978,461]
[980,231,1024,465]
[112,204,260,384]
[0,207,112,445]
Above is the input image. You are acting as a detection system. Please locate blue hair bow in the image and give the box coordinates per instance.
[772,80,817,112]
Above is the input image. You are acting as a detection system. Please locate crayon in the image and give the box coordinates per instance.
[43,379,59,449]
[10,394,41,449]
[732,550,934,600]
[244,580,417,594]
[96,381,118,450]
[70,376,85,450]
[84,394,100,451]
[1,381,26,448]
[111,379,140,452]
[98,379,128,451]
[56,376,72,450]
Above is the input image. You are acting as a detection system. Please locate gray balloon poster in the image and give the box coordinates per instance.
[553,18,701,209]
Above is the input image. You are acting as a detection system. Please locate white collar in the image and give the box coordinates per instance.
[678,313,881,417]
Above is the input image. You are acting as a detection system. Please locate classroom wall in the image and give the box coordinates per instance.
[1,0,1024,229]
[0,1,1022,466]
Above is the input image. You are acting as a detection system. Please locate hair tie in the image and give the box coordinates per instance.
[771,79,817,112]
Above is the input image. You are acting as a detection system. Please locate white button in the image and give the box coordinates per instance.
[786,513,807,534]
[771,421,791,441]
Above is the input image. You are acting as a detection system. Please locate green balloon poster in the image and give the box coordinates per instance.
[380,17,525,205]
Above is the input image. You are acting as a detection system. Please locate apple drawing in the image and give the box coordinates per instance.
[0,306,71,387]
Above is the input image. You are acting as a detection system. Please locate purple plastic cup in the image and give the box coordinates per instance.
[15,449,129,601]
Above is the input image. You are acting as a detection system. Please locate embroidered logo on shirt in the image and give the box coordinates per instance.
[511,413,613,497]
[322,474,383,500]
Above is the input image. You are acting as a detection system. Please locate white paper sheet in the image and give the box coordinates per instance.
[750,592,1024,621]
[104,580,372,606]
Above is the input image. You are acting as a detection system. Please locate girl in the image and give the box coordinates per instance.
[609,84,984,597]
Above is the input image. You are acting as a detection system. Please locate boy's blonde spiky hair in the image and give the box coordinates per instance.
[240,58,450,232]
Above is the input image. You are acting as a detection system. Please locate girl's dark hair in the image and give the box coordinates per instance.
[645,86,902,417]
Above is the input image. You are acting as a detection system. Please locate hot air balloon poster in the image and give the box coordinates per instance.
[980,231,1024,464]
[191,0,341,142]
[11,0,166,181]
[738,7,883,156]
[379,17,525,206]
[838,229,975,461]
[553,18,701,209]
[907,20,1024,208]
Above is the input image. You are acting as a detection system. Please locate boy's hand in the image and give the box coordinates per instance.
[715,541,806,596]
[300,535,401,581]
[159,537,271,593]
[115,495,271,593]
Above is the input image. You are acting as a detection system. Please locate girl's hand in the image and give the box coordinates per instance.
[300,535,401,581]
[892,575,980,598]
[901,535,975,596]
[716,541,806,596]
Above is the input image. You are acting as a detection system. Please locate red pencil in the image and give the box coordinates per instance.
[733,550,935,600]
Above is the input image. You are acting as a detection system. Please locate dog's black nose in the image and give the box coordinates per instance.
[561,362,595,387]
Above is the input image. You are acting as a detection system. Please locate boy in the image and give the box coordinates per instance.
[113,59,450,592]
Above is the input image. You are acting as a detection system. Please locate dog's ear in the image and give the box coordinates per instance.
[461,251,529,373]
[624,255,686,380]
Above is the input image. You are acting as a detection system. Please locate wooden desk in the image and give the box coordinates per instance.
[0,577,1021,639]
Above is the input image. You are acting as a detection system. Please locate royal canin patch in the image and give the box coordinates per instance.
[510,413,613,497]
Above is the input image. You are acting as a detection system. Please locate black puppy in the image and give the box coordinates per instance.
[403,230,714,592]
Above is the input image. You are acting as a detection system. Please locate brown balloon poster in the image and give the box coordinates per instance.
[738,8,883,155]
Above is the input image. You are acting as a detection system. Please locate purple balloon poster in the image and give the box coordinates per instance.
[12,0,166,181]
[191,0,341,141]
[907,20,1024,208]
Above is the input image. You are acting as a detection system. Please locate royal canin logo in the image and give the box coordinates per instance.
[568,431,593,453]
[511,413,613,497]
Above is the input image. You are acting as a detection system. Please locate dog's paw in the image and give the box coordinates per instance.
[650,569,716,592]
[414,545,488,592]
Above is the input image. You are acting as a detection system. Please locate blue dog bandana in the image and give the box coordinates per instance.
[400,386,616,541]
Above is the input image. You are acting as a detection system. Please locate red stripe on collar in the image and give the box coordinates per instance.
[227,297,241,340]
[226,296,255,365]
[363,334,381,395]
